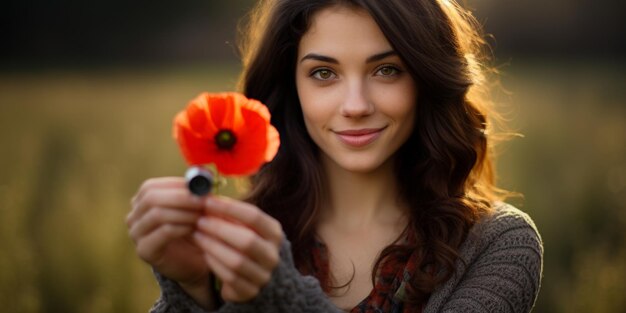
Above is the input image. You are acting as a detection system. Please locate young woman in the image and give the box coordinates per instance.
[126,0,543,312]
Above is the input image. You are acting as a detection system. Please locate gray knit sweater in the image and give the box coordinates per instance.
[150,203,543,313]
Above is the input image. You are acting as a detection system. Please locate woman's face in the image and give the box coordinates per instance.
[296,5,417,174]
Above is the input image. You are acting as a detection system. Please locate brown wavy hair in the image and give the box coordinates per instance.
[238,0,506,305]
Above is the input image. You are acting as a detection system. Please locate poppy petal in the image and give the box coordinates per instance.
[240,96,271,122]
[208,93,241,131]
[173,92,280,176]
[206,94,227,128]
[214,108,268,175]
[186,94,218,136]
[239,97,279,161]
[264,124,280,162]
[175,119,217,165]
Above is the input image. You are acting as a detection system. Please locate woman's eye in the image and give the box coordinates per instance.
[376,66,400,76]
[311,69,336,80]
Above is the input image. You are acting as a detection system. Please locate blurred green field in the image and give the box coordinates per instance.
[0,60,624,312]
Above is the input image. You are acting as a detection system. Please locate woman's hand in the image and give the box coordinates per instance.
[194,196,284,303]
[126,177,213,306]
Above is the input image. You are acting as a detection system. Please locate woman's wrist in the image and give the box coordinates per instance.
[178,275,215,310]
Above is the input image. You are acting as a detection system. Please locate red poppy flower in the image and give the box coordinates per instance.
[173,92,280,176]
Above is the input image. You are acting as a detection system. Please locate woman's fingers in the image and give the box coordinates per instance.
[131,177,186,206]
[129,207,201,243]
[193,231,270,286]
[193,197,283,302]
[127,183,204,227]
[135,223,195,264]
[204,196,284,245]
[127,182,282,303]
[197,216,279,270]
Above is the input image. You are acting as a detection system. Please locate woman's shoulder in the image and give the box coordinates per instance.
[424,202,544,313]
[477,202,541,239]
[458,202,543,267]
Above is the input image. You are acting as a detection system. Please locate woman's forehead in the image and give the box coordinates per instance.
[298,5,394,60]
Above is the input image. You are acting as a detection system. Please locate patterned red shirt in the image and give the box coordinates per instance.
[309,238,424,313]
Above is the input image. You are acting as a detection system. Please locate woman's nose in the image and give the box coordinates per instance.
[340,80,374,118]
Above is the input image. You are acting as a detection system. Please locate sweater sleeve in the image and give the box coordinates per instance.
[219,239,343,313]
[149,239,342,313]
[431,206,544,313]
[149,270,215,313]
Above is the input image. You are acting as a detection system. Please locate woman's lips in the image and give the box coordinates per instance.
[334,127,386,148]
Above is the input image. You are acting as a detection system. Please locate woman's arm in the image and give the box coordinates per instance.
[218,239,343,313]
[147,193,342,313]
[150,271,216,313]
[150,239,343,313]
[425,204,544,313]
[127,177,215,310]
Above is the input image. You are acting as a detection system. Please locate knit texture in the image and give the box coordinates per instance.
[150,203,543,313]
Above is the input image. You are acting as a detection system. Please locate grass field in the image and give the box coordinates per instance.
[0,60,624,312]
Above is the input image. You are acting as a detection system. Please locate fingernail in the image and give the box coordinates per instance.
[204,197,216,208]
[198,217,212,228]
[204,196,225,210]
[193,232,210,246]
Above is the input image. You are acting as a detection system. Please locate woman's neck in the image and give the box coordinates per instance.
[320,155,406,232]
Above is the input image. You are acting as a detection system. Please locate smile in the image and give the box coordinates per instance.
[333,127,387,148]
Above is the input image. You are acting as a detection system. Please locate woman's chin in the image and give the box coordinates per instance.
[332,157,389,175]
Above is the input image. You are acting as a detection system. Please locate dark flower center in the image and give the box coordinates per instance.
[215,129,237,150]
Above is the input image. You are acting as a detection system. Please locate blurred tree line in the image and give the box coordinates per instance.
[2,0,254,67]
[2,0,626,68]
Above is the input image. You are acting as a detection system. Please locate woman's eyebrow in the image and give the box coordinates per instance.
[300,53,338,64]
[299,50,397,64]
[366,50,397,63]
